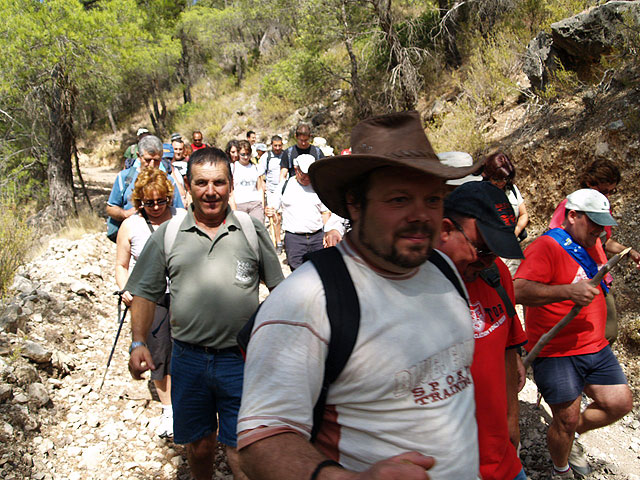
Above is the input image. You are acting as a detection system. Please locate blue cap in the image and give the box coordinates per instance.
[162,143,174,159]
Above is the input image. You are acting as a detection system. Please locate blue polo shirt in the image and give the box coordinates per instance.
[107,166,184,212]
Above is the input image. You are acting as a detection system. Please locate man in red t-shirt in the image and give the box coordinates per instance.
[548,159,640,345]
[191,130,206,153]
[439,181,528,480]
[515,189,633,479]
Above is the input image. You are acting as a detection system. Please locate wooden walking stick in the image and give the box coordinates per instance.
[269,216,278,248]
[522,247,631,369]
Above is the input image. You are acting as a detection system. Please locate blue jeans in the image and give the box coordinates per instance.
[170,340,244,446]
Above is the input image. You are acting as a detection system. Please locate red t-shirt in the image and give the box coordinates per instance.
[191,143,206,152]
[515,235,608,357]
[467,259,526,480]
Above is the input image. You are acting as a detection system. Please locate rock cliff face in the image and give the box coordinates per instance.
[524,1,640,89]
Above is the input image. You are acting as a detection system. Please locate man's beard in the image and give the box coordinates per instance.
[359,222,434,269]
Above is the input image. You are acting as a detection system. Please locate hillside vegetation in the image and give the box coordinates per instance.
[2,0,640,310]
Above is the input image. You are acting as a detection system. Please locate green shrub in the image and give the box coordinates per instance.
[538,61,582,102]
[428,101,486,154]
[461,32,521,115]
[0,201,33,297]
[259,48,330,105]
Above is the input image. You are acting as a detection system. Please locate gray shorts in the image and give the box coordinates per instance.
[146,299,172,380]
[236,201,264,223]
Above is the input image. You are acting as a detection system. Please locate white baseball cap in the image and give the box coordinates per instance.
[565,189,617,226]
[136,128,149,137]
[294,154,316,174]
[438,152,482,186]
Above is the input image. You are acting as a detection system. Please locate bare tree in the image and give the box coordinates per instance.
[369,0,427,110]
[340,0,372,119]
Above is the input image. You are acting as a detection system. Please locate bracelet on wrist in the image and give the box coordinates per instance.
[310,460,343,480]
[129,341,148,354]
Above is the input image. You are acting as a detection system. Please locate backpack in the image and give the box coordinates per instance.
[284,145,322,178]
[106,166,137,243]
[237,247,467,442]
[163,209,259,261]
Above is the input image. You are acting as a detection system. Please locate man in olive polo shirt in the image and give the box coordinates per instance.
[126,147,283,480]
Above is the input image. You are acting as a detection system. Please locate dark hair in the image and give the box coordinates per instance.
[295,123,311,136]
[238,139,251,153]
[225,139,240,156]
[187,147,232,184]
[482,152,515,185]
[271,135,282,143]
[247,130,255,138]
[579,159,621,188]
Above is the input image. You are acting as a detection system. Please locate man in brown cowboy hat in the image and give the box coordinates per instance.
[238,111,483,479]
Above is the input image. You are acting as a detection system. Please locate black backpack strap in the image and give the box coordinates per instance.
[479,263,517,318]
[281,177,291,195]
[428,250,468,305]
[306,247,360,442]
[287,146,297,177]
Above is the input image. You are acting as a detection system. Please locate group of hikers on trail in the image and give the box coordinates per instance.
[104,111,639,480]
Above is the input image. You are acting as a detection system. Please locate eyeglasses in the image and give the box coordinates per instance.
[449,218,495,257]
[142,198,169,208]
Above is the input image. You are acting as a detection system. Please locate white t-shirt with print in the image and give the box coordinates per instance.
[238,241,479,479]
[232,162,264,204]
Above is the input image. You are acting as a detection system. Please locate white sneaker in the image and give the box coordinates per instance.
[568,440,591,477]
[156,411,173,439]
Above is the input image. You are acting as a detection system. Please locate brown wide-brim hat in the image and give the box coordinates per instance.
[309,110,483,218]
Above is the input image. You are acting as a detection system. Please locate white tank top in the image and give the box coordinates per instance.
[128,207,177,272]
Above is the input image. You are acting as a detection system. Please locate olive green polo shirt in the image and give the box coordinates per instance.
[126,207,284,348]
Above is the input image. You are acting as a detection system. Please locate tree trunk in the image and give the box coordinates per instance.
[72,139,92,211]
[46,64,77,220]
[371,0,418,110]
[107,108,118,135]
[145,99,160,135]
[341,1,371,119]
[178,31,193,104]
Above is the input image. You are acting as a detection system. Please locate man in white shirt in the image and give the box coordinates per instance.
[239,110,484,480]
[259,135,285,251]
[266,154,329,270]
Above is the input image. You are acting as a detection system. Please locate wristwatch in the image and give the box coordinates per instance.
[129,341,148,354]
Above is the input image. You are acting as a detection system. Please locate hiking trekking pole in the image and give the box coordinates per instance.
[522,247,631,369]
[98,291,129,391]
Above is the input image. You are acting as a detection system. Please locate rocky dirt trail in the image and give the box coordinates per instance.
[0,166,638,479]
